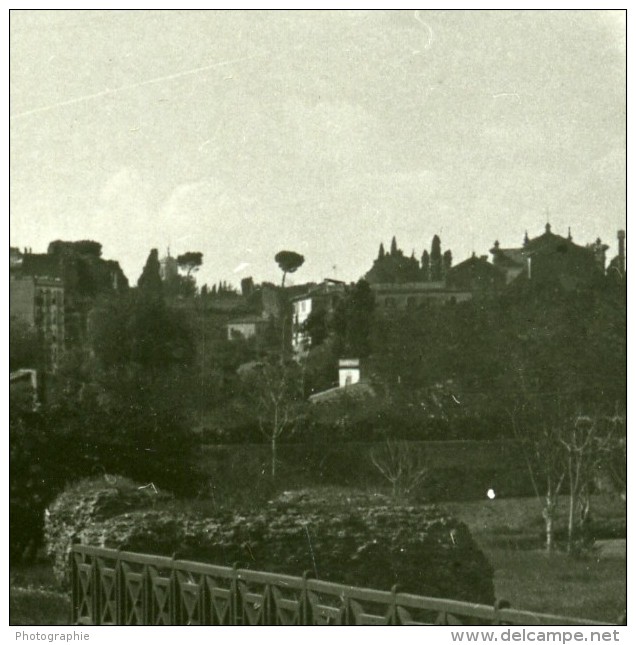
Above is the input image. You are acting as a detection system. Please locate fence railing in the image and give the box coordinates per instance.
[70,545,620,626]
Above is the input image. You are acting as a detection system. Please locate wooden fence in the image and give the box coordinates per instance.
[70,545,620,626]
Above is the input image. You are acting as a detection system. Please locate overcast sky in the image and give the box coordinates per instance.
[10,10,626,287]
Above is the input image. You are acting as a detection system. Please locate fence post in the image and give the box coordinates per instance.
[493,599,512,626]
[341,588,352,625]
[170,553,180,625]
[91,551,101,625]
[231,562,240,625]
[301,570,315,625]
[262,578,276,625]
[115,548,124,626]
[388,584,401,625]
[69,547,77,625]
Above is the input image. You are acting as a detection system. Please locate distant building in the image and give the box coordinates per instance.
[159,250,179,282]
[10,240,128,355]
[291,279,346,353]
[607,230,626,279]
[445,253,506,293]
[309,360,374,404]
[226,316,269,341]
[10,274,65,371]
[371,282,472,311]
[490,224,606,289]
[338,358,361,388]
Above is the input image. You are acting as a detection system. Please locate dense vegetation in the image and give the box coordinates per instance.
[10,243,626,563]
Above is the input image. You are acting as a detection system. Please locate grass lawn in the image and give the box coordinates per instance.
[10,563,70,626]
[445,495,627,624]
[10,588,70,626]
[487,547,626,624]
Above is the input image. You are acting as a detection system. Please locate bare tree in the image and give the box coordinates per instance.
[604,413,627,501]
[509,398,567,552]
[560,412,625,552]
[511,394,624,554]
[245,359,305,479]
[370,439,429,499]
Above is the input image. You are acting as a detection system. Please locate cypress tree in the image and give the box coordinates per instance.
[443,249,453,277]
[137,249,163,298]
[430,235,442,281]
[378,242,385,260]
[421,250,430,281]
[390,236,398,256]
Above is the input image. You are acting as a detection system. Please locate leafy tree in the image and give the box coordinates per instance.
[10,317,41,371]
[48,239,102,258]
[177,251,203,277]
[303,307,328,348]
[10,408,64,561]
[128,298,194,372]
[274,250,305,287]
[303,338,340,396]
[345,279,375,358]
[46,367,203,495]
[137,248,163,298]
[90,292,194,372]
[88,295,132,367]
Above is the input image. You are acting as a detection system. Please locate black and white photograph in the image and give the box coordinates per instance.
[8,7,627,631]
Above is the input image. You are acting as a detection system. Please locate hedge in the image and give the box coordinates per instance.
[198,440,534,501]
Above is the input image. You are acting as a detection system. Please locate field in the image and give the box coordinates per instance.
[9,493,625,626]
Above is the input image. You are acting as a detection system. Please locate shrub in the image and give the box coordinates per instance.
[47,482,494,605]
[9,408,78,563]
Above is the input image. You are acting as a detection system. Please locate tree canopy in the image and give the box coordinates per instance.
[177,251,203,276]
[274,251,305,286]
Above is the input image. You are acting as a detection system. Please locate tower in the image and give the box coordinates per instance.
[617,230,626,274]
